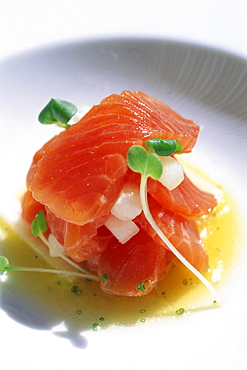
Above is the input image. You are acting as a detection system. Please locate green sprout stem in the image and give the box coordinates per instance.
[3,264,99,281]
[140,174,220,303]
[0,211,100,281]
[127,142,220,303]
[37,232,93,277]
[55,122,71,130]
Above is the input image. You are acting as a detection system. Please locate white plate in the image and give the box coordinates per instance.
[0,37,247,370]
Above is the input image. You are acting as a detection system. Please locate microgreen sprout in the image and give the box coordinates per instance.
[127,145,163,180]
[0,256,9,274]
[145,138,182,156]
[0,211,99,281]
[31,209,48,236]
[127,141,220,303]
[30,211,99,280]
[0,255,98,280]
[38,98,77,129]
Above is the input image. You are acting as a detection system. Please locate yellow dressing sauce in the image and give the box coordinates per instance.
[0,184,241,335]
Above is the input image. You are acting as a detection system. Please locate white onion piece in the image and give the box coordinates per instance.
[158,156,184,190]
[104,214,139,244]
[111,182,142,221]
[47,234,65,257]
[67,104,92,125]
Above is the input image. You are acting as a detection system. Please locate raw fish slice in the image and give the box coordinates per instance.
[98,230,174,296]
[99,90,200,153]
[45,208,109,262]
[27,124,138,225]
[135,197,208,272]
[26,135,58,188]
[21,190,45,225]
[31,151,127,225]
[21,191,109,262]
[126,169,217,218]
[148,174,217,217]
[27,91,200,225]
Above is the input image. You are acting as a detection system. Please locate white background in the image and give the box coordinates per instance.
[0,0,246,60]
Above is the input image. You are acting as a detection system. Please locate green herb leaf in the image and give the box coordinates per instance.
[127,145,162,180]
[175,308,185,315]
[145,138,182,156]
[137,280,150,292]
[137,282,146,292]
[38,98,77,129]
[31,210,48,237]
[0,256,9,273]
[101,273,109,282]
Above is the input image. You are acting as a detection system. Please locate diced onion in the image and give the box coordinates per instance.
[48,234,65,257]
[104,214,139,244]
[111,182,142,221]
[158,156,184,190]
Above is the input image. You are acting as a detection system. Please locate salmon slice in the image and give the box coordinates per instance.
[149,175,217,218]
[126,169,217,218]
[21,192,109,262]
[26,135,58,189]
[45,208,109,262]
[98,229,174,296]
[89,91,200,153]
[135,197,208,272]
[27,90,200,225]
[21,190,46,225]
